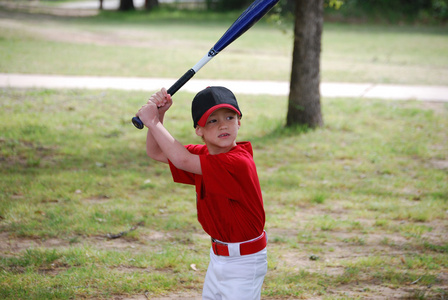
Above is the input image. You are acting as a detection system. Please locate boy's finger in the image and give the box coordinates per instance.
[149,94,162,105]
[161,87,172,102]
[161,87,168,97]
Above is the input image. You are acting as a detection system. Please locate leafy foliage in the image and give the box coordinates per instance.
[208,0,253,11]
[332,0,448,22]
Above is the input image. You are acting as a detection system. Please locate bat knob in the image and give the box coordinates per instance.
[132,117,144,129]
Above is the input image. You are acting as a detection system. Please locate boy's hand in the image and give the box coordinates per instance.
[148,88,172,114]
[136,101,159,128]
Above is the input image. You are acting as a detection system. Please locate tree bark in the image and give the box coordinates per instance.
[286,0,324,128]
[205,0,213,10]
[119,0,135,11]
[145,0,159,10]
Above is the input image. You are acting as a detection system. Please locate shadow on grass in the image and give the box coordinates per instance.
[250,122,313,147]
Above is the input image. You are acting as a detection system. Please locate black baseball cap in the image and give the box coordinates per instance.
[191,86,242,128]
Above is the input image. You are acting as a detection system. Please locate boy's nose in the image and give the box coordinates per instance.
[218,120,227,128]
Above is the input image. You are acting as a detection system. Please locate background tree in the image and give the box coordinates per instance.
[212,0,252,11]
[119,0,135,11]
[205,0,213,10]
[145,0,159,11]
[323,0,447,22]
[287,0,324,128]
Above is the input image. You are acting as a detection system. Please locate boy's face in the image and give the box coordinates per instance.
[195,108,241,155]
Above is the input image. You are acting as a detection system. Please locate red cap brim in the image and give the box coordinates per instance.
[197,104,241,127]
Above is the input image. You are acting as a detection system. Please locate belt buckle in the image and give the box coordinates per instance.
[212,239,228,256]
[212,241,219,255]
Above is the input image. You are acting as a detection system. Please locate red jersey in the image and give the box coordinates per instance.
[168,142,265,243]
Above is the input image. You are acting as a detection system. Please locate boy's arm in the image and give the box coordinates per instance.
[142,89,170,163]
[149,119,202,175]
[137,89,202,175]
[145,111,168,163]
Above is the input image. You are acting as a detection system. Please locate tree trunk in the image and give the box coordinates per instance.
[205,0,213,10]
[99,0,103,10]
[286,0,324,128]
[145,0,159,10]
[119,0,135,11]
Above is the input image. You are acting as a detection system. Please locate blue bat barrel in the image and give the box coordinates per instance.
[212,0,280,54]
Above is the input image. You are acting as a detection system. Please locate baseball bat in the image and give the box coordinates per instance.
[132,0,280,129]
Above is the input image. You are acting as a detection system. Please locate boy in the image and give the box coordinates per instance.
[136,86,267,300]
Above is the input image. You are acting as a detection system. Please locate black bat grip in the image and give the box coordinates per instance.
[167,69,196,95]
[132,69,196,129]
[132,116,145,129]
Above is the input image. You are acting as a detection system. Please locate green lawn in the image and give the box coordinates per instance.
[0,8,447,85]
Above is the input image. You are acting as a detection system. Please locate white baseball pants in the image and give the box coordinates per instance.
[202,247,268,300]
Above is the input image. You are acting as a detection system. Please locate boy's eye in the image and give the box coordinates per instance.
[208,119,217,124]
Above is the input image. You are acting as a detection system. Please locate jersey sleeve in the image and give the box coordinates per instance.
[169,160,195,185]
[168,144,205,185]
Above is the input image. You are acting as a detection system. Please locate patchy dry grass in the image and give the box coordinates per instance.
[1,87,447,299]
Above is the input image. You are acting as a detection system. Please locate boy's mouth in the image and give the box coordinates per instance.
[218,133,230,138]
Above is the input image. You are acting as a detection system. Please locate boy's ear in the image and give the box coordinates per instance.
[195,126,203,137]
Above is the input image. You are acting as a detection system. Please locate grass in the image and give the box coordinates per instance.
[1,87,447,298]
[0,6,448,299]
[1,246,203,299]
